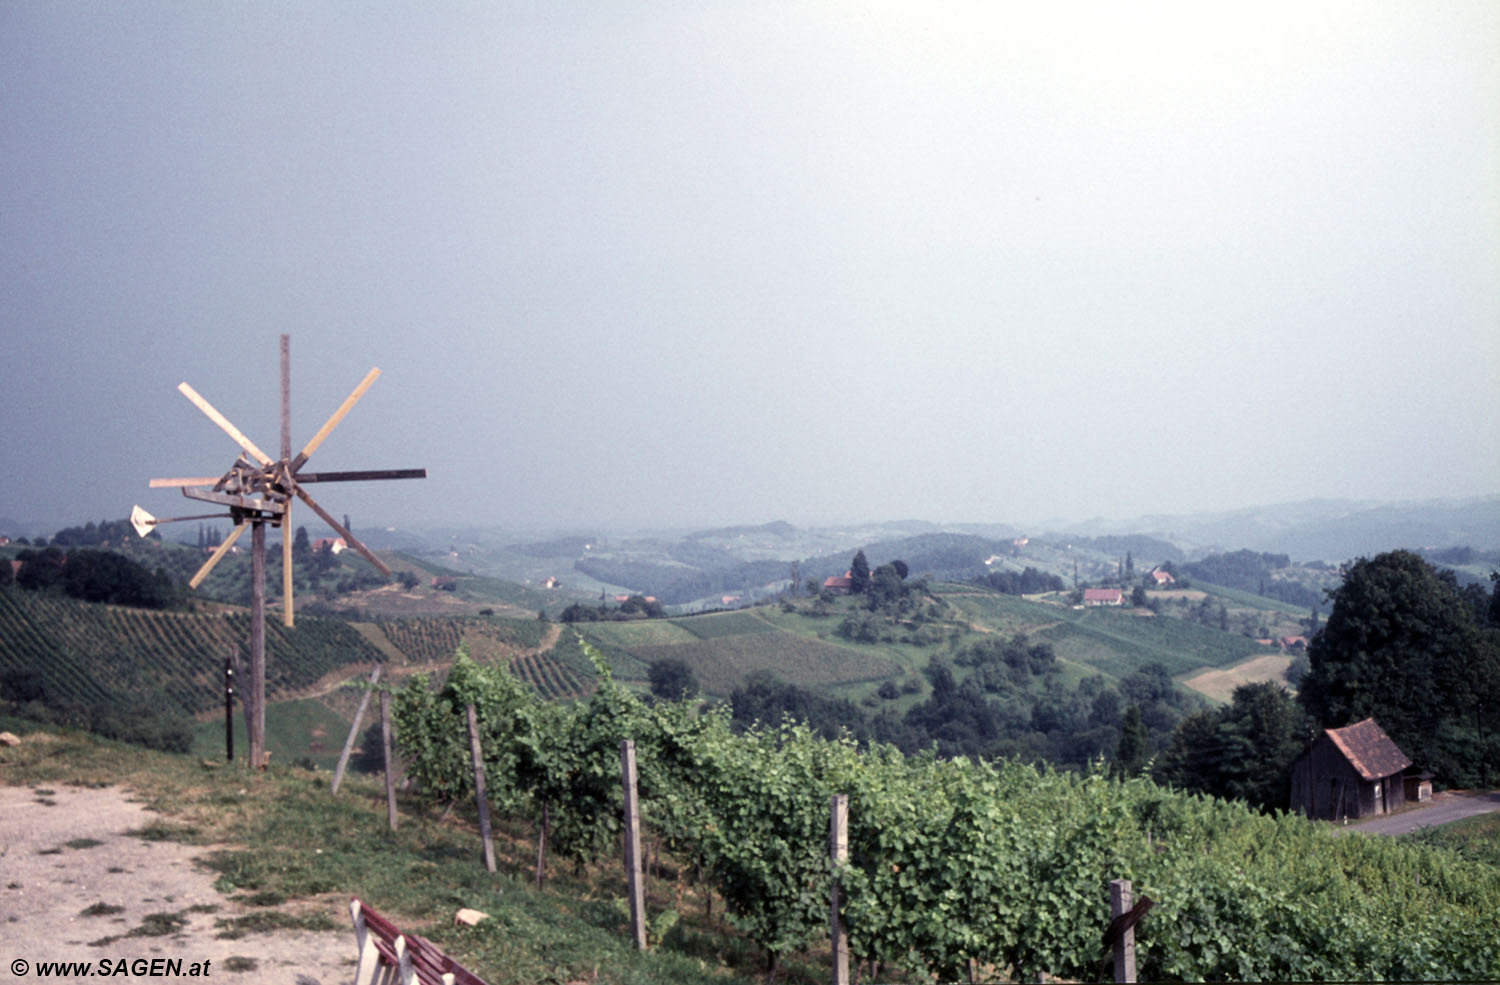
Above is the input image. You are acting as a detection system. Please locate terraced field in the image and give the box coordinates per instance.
[0,589,388,716]
[508,650,590,700]
[577,608,900,696]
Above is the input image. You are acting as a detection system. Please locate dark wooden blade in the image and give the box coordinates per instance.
[280,334,292,462]
[279,337,293,629]
[294,468,427,483]
[292,485,392,577]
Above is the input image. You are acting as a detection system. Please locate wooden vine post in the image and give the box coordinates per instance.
[830,794,850,985]
[380,690,398,832]
[223,654,235,763]
[535,799,549,890]
[249,520,267,767]
[331,665,382,794]
[1110,878,1136,983]
[466,703,498,872]
[620,739,647,950]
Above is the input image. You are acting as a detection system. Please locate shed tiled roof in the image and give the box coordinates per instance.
[1324,718,1411,780]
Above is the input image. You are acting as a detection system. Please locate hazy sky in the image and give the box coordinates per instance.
[4,2,1497,536]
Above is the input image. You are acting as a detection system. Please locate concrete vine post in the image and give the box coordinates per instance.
[830,794,849,985]
[620,739,647,950]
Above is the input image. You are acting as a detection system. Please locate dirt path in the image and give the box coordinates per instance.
[0,784,352,984]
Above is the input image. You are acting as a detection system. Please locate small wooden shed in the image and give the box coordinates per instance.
[1289,717,1412,821]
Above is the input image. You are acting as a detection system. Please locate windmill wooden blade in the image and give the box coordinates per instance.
[149,476,223,488]
[282,498,295,627]
[292,485,392,576]
[295,468,426,483]
[290,367,380,471]
[178,382,274,466]
[190,521,249,589]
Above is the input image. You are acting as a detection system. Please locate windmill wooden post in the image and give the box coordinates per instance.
[134,335,424,769]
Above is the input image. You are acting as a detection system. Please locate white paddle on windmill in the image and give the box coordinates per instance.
[133,335,424,768]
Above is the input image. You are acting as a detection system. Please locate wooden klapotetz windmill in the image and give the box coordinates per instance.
[133,335,424,767]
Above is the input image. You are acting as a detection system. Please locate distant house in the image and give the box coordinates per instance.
[1083,588,1124,607]
[1280,635,1308,653]
[541,576,560,589]
[313,537,347,554]
[1289,718,1413,821]
[823,572,854,595]
[1150,567,1176,586]
[431,576,457,591]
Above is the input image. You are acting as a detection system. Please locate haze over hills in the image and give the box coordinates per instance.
[297,494,1500,611]
[9,494,1495,562]
[1048,495,1500,562]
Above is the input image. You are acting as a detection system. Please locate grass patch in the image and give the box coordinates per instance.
[192,697,355,772]
[214,910,337,939]
[631,632,901,696]
[1404,811,1500,868]
[128,819,202,843]
[239,889,288,907]
[671,610,776,640]
[222,956,258,972]
[80,902,125,917]
[133,911,189,936]
[65,837,105,850]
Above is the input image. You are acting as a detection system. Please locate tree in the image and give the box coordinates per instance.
[1157,682,1311,811]
[1300,550,1500,787]
[1114,704,1150,776]
[867,563,907,609]
[293,525,311,557]
[648,658,699,701]
[849,550,870,595]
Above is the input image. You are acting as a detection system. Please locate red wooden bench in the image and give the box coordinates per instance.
[350,898,489,985]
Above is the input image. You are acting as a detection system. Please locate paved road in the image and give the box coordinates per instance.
[1334,790,1500,837]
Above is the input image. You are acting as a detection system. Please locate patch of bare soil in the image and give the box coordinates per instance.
[1182,652,1293,704]
[0,785,353,984]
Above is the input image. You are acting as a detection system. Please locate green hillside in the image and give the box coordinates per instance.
[0,588,387,717]
[939,588,1273,678]
[573,584,1271,705]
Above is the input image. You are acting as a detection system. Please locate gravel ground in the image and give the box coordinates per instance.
[1334,789,1500,837]
[0,784,354,985]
